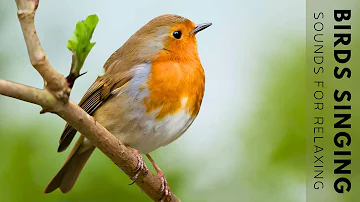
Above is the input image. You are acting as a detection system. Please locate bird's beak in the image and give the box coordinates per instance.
[190,23,212,34]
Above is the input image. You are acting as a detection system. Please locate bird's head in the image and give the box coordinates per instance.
[128,14,212,61]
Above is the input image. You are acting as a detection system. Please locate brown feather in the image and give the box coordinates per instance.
[58,73,133,152]
[45,136,95,193]
[58,77,109,152]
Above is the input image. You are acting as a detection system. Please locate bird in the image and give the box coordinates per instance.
[44,14,211,199]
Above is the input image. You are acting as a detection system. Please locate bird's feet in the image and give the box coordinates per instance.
[158,171,172,202]
[129,148,148,185]
[145,154,172,201]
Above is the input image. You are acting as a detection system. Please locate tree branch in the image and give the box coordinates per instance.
[16,0,68,98]
[0,80,54,107]
[0,0,181,201]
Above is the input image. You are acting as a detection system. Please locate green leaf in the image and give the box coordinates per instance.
[67,14,99,76]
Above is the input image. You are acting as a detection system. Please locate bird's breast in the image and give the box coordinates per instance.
[103,61,204,153]
[144,59,205,120]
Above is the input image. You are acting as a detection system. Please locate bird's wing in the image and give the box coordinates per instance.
[57,73,133,152]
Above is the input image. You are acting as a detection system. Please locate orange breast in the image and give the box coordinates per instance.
[144,58,205,120]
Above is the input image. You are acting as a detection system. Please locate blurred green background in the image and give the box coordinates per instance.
[4,0,356,202]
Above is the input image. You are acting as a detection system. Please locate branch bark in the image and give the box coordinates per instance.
[0,0,181,201]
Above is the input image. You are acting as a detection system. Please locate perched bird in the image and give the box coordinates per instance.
[44,14,211,198]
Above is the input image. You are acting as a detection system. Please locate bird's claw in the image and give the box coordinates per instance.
[129,152,148,185]
[159,174,172,202]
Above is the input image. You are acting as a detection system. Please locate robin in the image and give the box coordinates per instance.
[44,14,211,198]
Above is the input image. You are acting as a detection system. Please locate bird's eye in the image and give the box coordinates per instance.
[172,31,182,39]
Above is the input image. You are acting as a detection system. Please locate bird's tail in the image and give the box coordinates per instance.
[44,135,95,194]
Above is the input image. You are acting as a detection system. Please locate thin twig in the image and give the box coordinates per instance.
[16,0,68,98]
[0,79,54,107]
